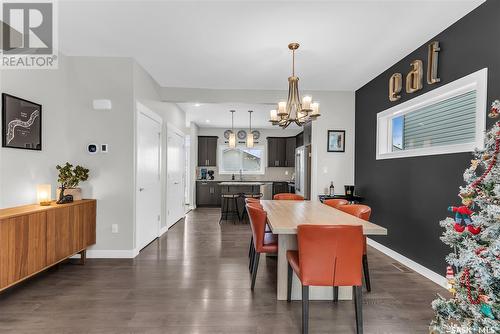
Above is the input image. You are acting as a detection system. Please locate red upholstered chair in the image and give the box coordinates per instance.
[323,198,348,209]
[338,204,372,292]
[287,225,364,334]
[247,204,278,290]
[273,193,304,200]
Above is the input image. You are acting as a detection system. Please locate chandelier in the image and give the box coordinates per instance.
[269,43,320,128]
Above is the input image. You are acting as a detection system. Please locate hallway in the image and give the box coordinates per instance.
[0,208,442,333]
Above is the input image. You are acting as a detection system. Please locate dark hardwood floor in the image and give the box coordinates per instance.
[0,208,443,333]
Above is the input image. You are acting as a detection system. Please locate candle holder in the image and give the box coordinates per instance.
[37,184,52,206]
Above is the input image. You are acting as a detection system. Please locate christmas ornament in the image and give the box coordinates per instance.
[448,198,480,234]
[488,100,500,119]
[479,295,495,320]
[445,266,456,296]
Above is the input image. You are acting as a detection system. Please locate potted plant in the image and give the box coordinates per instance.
[56,162,89,203]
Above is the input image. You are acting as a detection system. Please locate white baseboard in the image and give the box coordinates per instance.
[367,238,447,288]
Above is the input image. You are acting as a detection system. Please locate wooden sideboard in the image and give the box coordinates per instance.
[0,199,96,292]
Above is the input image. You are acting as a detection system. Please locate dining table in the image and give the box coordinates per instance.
[260,200,388,301]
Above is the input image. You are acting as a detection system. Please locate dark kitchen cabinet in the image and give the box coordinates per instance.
[198,136,218,167]
[268,137,296,167]
[267,137,286,167]
[285,137,296,167]
[296,131,304,147]
[196,182,221,207]
[273,182,289,196]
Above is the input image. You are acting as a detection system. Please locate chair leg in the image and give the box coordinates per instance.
[233,197,239,223]
[251,252,260,290]
[333,286,339,303]
[287,262,293,302]
[219,197,227,224]
[353,286,363,334]
[362,254,371,292]
[248,236,253,258]
[302,285,309,334]
[249,246,255,273]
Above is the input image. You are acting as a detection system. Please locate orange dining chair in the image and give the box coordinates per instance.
[323,198,348,209]
[338,204,372,293]
[247,204,278,290]
[287,225,364,334]
[273,193,304,200]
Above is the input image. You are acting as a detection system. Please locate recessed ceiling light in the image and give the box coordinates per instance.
[194,103,201,107]
[205,119,210,123]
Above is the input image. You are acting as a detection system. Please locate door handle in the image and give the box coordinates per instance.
[139,187,145,192]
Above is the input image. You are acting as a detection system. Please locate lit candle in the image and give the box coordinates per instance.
[311,102,320,117]
[37,184,52,206]
[302,95,312,110]
[277,101,287,116]
[269,109,278,122]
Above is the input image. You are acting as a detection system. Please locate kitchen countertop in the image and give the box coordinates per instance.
[218,181,271,186]
[196,180,294,183]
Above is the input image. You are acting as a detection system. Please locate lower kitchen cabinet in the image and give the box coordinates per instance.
[196,182,221,207]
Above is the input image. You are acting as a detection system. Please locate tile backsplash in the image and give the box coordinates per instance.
[196,166,295,182]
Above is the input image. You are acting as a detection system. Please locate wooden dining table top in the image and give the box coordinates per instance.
[260,200,388,235]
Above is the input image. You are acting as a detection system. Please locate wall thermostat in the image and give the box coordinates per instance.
[87,143,99,154]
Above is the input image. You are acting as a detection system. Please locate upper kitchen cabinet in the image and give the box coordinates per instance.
[285,137,296,167]
[198,136,218,167]
[267,136,296,167]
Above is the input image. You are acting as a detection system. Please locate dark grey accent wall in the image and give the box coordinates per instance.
[355,0,500,274]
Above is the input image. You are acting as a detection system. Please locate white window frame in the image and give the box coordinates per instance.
[218,144,267,175]
[376,68,488,160]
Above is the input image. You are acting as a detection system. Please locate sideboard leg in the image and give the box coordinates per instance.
[79,250,87,265]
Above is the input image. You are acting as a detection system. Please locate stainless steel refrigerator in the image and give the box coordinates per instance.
[295,144,311,200]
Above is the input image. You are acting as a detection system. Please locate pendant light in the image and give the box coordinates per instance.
[246,110,254,148]
[229,110,236,148]
[269,42,320,128]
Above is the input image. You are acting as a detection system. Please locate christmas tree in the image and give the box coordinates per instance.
[430,100,500,333]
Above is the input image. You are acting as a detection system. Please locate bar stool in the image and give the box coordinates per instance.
[287,225,364,334]
[273,193,304,200]
[338,204,372,293]
[247,204,278,290]
[219,193,240,224]
[323,198,348,209]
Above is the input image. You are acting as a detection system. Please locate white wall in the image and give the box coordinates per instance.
[66,56,136,252]
[189,122,199,208]
[0,54,70,208]
[310,91,355,200]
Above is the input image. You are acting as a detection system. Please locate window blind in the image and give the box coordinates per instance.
[403,90,476,150]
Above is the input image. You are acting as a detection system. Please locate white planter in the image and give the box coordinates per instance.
[57,187,82,201]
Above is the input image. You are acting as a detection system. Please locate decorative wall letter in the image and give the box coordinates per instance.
[406,60,423,93]
[389,73,403,102]
[427,41,441,84]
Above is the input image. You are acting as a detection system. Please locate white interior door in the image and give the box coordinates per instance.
[136,110,161,251]
[167,128,186,228]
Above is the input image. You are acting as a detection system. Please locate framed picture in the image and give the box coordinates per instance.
[2,93,42,150]
[327,130,345,152]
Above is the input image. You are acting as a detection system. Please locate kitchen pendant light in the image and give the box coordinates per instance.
[229,110,236,148]
[246,110,254,148]
[269,43,321,128]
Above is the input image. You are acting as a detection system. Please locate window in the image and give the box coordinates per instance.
[218,145,266,174]
[376,68,487,160]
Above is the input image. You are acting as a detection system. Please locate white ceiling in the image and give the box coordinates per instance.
[59,0,484,91]
[178,102,294,129]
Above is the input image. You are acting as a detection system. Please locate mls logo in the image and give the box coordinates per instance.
[1,1,57,68]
